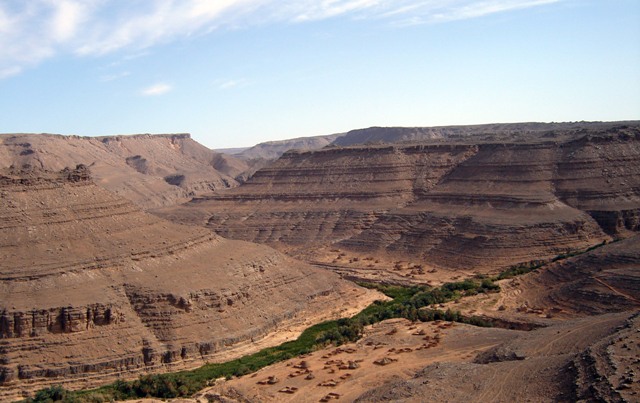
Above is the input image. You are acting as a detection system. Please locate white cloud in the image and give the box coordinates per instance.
[100,71,130,82]
[0,1,95,78]
[0,66,22,79]
[217,78,249,90]
[432,0,560,22]
[0,0,563,79]
[293,0,381,22]
[141,83,172,96]
[49,0,87,42]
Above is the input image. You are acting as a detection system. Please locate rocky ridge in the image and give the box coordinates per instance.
[332,121,640,146]
[159,123,640,275]
[0,133,248,209]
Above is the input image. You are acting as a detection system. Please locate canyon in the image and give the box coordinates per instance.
[159,123,640,279]
[0,166,376,401]
[0,122,638,401]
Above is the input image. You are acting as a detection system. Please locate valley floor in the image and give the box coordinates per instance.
[123,311,638,403]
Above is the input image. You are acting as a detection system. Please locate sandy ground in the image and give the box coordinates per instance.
[124,318,514,403]
[300,245,483,287]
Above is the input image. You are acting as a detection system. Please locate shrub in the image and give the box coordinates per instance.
[29,385,76,403]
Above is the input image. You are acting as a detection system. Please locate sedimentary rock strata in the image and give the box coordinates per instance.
[331,121,637,146]
[0,167,374,400]
[0,133,246,208]
[497,235,640,316]
[160,124,640,274]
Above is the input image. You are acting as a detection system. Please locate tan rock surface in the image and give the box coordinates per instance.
[169,312,638,403]
[140,233,640,403]
[353,312,638,402]
[158,124,640,277]
[0,133,247,209]
[0,167,378,401]
[446,235,640,324]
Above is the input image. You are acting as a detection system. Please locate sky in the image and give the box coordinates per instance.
[0,1,639,149]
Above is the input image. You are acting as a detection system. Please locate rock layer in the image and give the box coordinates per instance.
[0,167,374,401]
[160,124,640,274]
[0,133,247,208]
[498,235,640,317]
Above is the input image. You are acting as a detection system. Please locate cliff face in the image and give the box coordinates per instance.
[0,167,374,400]
[0,133,246,209]
[160,125,640,274]
[554,131,640,233]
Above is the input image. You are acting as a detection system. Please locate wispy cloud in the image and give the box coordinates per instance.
[390,0,561,26]
[0,0,562,79]
[50,0,89,42]
[0,66,22,79]
[100,71,130,82]
[292,0,381,22]
[141,82,172,96]
[217,78,250,90]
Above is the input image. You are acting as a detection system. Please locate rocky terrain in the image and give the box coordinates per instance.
[1,122,638,402]
[176,313,639,403]
[353,312,638,403]
[443,234,640,326]
[168,235,640,403]
[348,237,640,403]
[0,166,378,401]
[158,123,640,277]
[499,236,640,317]
[0,133,249,209]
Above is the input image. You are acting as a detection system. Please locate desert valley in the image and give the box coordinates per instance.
[0,121,639,402]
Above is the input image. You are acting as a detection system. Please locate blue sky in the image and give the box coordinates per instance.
[1,1,639,149]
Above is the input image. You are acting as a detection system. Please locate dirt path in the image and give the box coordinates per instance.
[592,275,640,304]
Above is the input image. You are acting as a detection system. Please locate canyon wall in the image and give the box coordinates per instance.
[0,167,374,400]
[0,133,247,209]
[160,124,640,274]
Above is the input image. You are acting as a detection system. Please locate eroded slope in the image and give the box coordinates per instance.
[193,313,638,403]
[0,167,376,401]
[0,133,245,208]
[353,313,638,403]
[478,235,640,320]
[158,124,640,275]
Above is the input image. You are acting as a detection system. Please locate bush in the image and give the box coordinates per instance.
[29,385,76,403]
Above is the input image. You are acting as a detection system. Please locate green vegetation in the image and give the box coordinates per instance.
[28,386,77,403]
[495,260,545,280]
[551,240,609,262]
[29,238,614,402]
[26,278,498,402]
